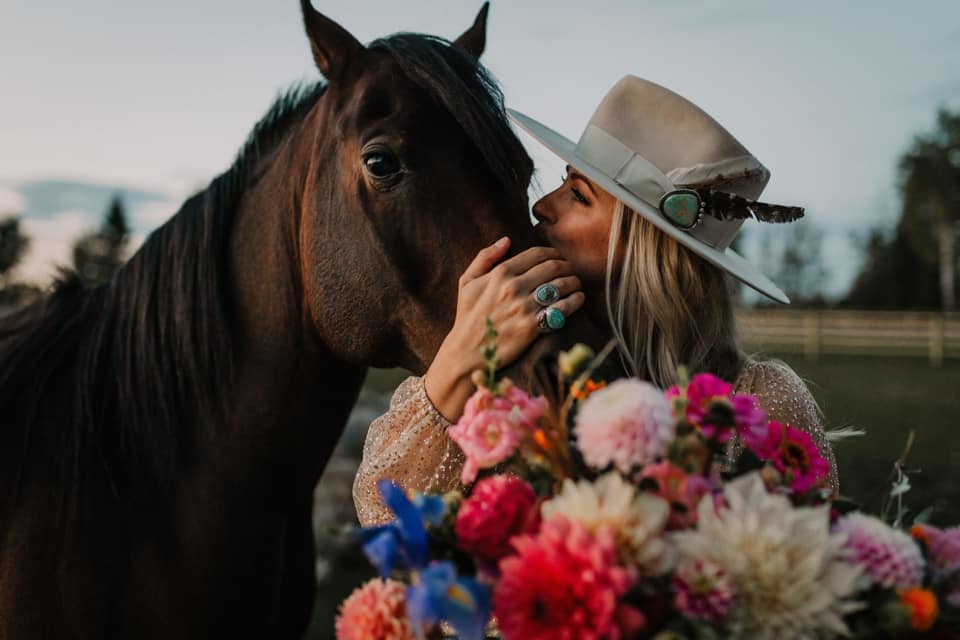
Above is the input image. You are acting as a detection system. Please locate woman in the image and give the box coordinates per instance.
[353,76,838,526]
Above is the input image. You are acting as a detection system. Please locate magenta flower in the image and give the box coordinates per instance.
[743,421,830,493]
[448,385,547,485]
[669,374,765,445]
[673,557,735,625]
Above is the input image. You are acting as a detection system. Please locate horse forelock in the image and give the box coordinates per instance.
[368,33,533,199]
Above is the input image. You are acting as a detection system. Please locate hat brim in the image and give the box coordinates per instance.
[508,108,789,305]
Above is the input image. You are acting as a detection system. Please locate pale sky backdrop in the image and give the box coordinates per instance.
[1,0,959,295]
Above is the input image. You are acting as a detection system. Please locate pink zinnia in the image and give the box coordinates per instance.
[684,374,735,442]
[494,514,645,640]
[834,513,925,590]
[743,421,830,493]
[574,379,673,474]
[673,557,735,625]
[335,578,416,640]
[638,460,713,530]
[448,386,547,485]
[455,475,540,563]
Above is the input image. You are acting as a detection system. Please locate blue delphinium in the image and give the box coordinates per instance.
[357,480,491,640]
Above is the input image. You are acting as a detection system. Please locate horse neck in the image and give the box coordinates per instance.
[219,122,366,486]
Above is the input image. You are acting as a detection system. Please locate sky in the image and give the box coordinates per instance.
[1,0,959,294]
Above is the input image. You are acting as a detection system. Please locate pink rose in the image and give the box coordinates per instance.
[448,385,547,485]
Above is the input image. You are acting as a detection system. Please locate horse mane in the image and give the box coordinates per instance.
[0,83,327,499]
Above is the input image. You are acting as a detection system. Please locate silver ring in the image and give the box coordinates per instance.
[534,283,560,307]
[536,307,565,333]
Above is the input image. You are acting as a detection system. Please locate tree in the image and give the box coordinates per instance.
[845,109,960,309]
[751,222,830,307]
[898,110,960,310]
[0,216,30,288]
[775,222,829,305]
[73,195,130,287]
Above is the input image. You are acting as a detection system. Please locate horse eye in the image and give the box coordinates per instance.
[363,149,402,179]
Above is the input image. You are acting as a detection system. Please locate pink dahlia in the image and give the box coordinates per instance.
[448,386,547,485]
[744,421,830,493]
[335,578,416,640]
[574,379,673,474]
[494,514,645,640]
[455,475,540,563]
[638,460,713,530]
[673,557,734,625]
[834,513,925,590]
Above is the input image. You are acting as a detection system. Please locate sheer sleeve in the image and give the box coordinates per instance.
[733,360,840,493]
[352,376,465,526]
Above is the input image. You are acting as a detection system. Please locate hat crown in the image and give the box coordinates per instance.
[580,75,769,200]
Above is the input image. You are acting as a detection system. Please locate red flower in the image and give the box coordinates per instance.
[455,475,539,563]
[494,515,644,640]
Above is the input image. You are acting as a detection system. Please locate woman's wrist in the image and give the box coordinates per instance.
[423,336,482,423]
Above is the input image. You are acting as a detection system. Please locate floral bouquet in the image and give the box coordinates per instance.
[336,329,960,639]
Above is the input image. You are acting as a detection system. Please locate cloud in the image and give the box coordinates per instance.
[17,210,96,284]
[0,184,26,215]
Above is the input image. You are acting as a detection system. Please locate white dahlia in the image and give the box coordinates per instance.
[672,473,863,639]
[574,378,674,474]
[542,472,674,574]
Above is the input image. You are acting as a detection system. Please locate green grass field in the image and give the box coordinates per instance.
[775,354,960,525]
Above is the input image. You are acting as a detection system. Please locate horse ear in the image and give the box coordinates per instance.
[300,0,362,79]
[453,2,490,59]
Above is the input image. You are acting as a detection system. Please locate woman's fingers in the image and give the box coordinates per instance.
[492,246,563,278]
[460,236,511,283]
[514,259,579,295]
[536,291,586,330]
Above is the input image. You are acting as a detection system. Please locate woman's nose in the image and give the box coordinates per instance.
[532,193,555,225]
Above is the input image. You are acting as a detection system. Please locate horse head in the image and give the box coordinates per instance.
[294,2,557,374]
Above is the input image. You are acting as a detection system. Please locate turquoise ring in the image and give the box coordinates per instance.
[534,283,560,306]
[537,307,566,332]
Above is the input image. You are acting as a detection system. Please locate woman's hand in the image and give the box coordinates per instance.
[424,237,585,422]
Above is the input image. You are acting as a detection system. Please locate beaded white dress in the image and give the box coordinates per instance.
[353,359,839,526]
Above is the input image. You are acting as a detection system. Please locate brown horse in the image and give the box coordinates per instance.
[0,2,606,639]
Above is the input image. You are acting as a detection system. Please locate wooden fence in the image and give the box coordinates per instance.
[737,309,960,366]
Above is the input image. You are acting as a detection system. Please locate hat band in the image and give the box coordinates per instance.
[574,124,742,250]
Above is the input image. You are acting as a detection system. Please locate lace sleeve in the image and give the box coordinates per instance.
[352,376,466,526]
[733,360,840,494]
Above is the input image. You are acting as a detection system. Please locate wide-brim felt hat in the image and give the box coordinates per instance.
[508,75,803,304]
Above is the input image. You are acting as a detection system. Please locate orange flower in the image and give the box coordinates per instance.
[899,587,938,631]
[572,379,606,401]
[910,523,931,546]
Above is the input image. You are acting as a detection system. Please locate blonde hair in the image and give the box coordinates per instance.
[604,201,744,387]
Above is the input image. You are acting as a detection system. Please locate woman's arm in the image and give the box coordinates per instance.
[736,360,840,493]
[353,376,464,526]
